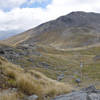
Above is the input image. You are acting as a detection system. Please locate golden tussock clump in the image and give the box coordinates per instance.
[0,56,73,99]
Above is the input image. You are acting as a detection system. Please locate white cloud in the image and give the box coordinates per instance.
[0,0,100,38]
[0,8,46,32]
[46,0,100,19]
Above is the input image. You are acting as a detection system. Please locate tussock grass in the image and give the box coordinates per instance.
[0,56,73,98]
[0,92,18,100]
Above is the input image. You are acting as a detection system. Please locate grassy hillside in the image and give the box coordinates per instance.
[0,30,32,46]
[1,11,100,100]
[0,56,72,100]
[1,41,100,88]
[21,44,100,88]
[1,27,100,49]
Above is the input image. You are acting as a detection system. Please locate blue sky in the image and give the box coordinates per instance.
[3,0,52,12]
[0,0,100,39]
[21,0,52,8]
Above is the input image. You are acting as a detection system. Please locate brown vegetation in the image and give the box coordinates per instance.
[0,56,73,99]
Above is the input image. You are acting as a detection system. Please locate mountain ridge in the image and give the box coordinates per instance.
[1,11,100,49]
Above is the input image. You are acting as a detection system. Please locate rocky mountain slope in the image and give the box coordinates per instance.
[1,11,100,88]
[1,11,100,100]
[2,11,100,49]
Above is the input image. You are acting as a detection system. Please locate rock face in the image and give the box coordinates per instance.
[0,45,20,63]
[0,44,41,66]
[52,86,100,100]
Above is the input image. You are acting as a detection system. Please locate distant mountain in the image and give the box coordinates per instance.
[0,30,23,40]
[2,11,100,49]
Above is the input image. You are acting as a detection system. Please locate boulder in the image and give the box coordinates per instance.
[52,86,100,100]
[0,50,5,54]
[75,78,81,84]
[52,91,87,100]
[27,95,38,100]
[81,85,96,93]
[57,74,64,81]
[27,58,34,62]
[87,93,100,100]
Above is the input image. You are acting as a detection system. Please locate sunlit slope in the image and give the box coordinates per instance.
[1,11,100,49]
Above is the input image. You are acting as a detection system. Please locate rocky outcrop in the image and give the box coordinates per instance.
[0,44,41,65]
[52,86,100,100]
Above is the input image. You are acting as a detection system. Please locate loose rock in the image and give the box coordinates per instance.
[27,95,38,100]
[52,86,100,100]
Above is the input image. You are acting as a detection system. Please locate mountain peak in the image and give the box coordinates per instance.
[56,11,100,28]
[67,11,98,16]
[68,11,88,15]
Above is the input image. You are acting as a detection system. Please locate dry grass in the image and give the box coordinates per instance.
[0,92,18,100]
[0,56,73,99]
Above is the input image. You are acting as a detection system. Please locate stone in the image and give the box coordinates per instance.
[87,93,100,100]
[81,85,96,93]
[27,95,38,100]
[11,88,18,92]
[53,91,87,100]
[27,58,34,62]
[0,50,5,54]
[52,86,100,100]
[57,74,64,81]
[39,62,51,69]
[75,78,81,84]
